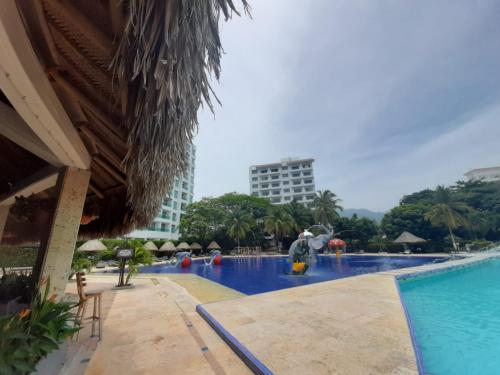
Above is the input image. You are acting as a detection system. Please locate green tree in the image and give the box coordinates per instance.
[369,234,387,252]
[381,204,437,240]
[425,186,472,251]
[283,199,313,233]
[264,207,295,248]
[311,190,343,226]
[227,208,253,248]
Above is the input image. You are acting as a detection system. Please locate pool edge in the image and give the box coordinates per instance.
[196,304,273,375]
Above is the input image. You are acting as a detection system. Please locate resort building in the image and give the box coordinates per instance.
[249,157,316,206]
[465,166,500,182]
[127,144,196,241]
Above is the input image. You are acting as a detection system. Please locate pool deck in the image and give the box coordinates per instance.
[63,275,250,375]
[71,253,496,374]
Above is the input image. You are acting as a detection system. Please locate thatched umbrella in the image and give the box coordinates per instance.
[190,242,202,253]
[143,241,158,251]
[394,231,426,253]
[159,241,176,252]
[176,242,191,251]
[207,241,221,251]
[77,239,107,252]
[394,231,426,244]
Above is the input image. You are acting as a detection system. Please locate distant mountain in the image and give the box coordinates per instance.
[340,208,385,222]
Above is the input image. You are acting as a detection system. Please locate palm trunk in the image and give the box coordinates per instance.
[448,224,457,252]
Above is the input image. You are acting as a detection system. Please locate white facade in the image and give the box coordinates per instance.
[127,144,196,240]
[249,157,316,206]
[465,166,500,182]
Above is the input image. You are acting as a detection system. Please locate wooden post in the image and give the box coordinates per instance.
[0,205,9,243]
[38,167,90,299]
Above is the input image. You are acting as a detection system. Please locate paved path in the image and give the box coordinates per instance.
[68,276,249,375]
[203,273,418,375]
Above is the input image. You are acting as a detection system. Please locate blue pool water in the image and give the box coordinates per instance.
[132,255,446,295]
[399,258,500,375]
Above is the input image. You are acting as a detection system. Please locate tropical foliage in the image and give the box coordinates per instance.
[0,278,79,375]
[264,207,295,247]
[311,190,343,226]
[227,208,253,248]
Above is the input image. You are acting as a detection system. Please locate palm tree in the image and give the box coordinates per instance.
[311,190,343,226]
[425,186,472,251]
[264,207,295,249]
[227,208,252,249]
[284,199,313,233]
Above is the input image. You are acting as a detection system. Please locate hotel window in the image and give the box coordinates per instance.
[271,197,281,203]
[291,165,299,170]
[294,187,302,193]
[261,176,268,181]
[271,175,279,180]
[304,179,313,184]
[283,181,289,185]
[291,172,300,177]
[252,170,257,174]
[189,195,193,203]
[252,192,259,196]
[271,168,279,172]
[282,173,288,178]
[261,183,269,188]
[262,191,269,196]
[181,192,187,200]
[252,177,258,181]
[175,179,180,187]
[272,190,280,195]
[271,182,279,187]
[161,223,167,232]
[171,225,176,233]
[281,166,288,170]
[294,195,303,201]
[182,182,188,190]
[174,190,179,198]
[252,184,258,189]
[292,180,301,185]
[303,171,311,176]
[260,169,268,173]
[302,164,311,168]
[173,202,178,209]
[284,196,291,201]
[305,186,313,192]
[284,188,290,192]
[181,203,186,211]
[172,213,177,221]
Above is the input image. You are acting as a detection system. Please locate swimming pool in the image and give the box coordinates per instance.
[134,255,446,295]
[399,258,500,375]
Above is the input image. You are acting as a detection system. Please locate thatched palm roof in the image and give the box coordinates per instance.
[143,241,158,251]
[176,242,191,250]
[3,0,250,243]
[190,242,202,250]
[77,239,107,252]
[207,241,221,250]
[159,241,176,252]
[394,231,426,244]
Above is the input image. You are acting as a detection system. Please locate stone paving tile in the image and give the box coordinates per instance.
[79,276,251,375]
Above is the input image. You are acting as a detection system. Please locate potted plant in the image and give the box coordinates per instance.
[0,278,80,374]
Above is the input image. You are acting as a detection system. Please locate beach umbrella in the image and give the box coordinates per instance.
[159,241,176,252]
[176,242,191,251]
[207,241,221,250]
[77,239,107,252]
[143,241,158,251]
[190,242,202,251]
[394,231,426,244]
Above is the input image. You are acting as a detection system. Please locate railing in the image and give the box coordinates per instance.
[232,246,262,256]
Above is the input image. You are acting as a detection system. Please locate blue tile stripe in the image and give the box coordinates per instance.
[196,304,274,375]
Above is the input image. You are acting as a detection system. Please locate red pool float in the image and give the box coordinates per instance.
[213,254,222,265]
[181,256,191,268]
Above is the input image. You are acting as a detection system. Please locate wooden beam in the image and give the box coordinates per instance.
[93,156,127,185]
[89,181,105,199]
[0,166,59,206]
[78,124,124,171]
[0,0,91,169]
[44,0,113,59]
[50,71,126,141]
[0,101,62,166]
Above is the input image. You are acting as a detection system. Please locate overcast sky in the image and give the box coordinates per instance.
[193,0,500,212]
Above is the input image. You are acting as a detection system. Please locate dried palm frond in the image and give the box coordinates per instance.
[111,0,250,229]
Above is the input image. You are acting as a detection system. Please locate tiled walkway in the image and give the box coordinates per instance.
[66,275,250,375]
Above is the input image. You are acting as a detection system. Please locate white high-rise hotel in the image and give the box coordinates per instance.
[128,144,196,240]
[249,157,316,206]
